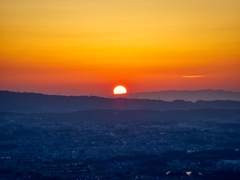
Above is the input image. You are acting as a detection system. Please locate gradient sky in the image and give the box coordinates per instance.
[0,0,240,96]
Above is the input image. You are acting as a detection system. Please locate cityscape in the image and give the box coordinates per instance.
[0,91,240,179]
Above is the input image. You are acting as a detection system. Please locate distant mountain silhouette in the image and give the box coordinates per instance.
[0,91,240,113]
[120,89,240,102]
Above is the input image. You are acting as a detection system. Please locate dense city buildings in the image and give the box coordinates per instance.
[0,110,240,180]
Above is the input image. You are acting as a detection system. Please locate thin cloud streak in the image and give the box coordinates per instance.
[182,75,207,78]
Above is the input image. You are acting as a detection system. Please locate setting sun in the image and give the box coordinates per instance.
[113,86,127,95]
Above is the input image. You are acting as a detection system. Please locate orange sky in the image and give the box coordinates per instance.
[0,0,240,96]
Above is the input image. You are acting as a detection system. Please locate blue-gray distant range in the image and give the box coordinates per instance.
[121,89,240,102]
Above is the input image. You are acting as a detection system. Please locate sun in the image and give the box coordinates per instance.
[113,85,127,95]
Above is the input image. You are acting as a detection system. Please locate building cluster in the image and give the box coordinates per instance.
[0,114,240,179]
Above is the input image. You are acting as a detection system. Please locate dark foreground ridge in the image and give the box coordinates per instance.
[1,108,240,123]
[1,91,240,113]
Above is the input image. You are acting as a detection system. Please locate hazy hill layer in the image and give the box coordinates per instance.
[1,109,240,123]
[0,91,240,113]
[121,89,240,102]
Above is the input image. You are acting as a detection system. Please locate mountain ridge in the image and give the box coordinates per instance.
[120,89,240,102]
[0,90,240,113]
